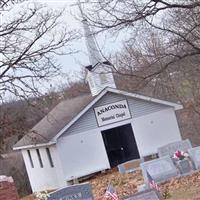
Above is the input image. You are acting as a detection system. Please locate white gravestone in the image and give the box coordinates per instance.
[188,147,200,170]
[140,156,178,183]
[158,139,192,157]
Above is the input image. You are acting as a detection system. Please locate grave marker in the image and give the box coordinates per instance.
[140,156,178,183]
[188,146,200,170]
[158,139,192,157]
[47,183,93,200]
[118,159,140,174]
[177,159,191,174]
[123,189,163,200]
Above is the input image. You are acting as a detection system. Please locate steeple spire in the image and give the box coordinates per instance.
[78,2,102,66]
[78,1,116,96]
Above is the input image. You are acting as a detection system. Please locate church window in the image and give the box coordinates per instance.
[99,73,108,84]
[36,149,43,168]
[27,150,34,168]
[88,77,95,88]
[46,148,54,167]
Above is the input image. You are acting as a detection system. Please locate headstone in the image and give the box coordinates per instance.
[158,139,192,158]
[140,156,178,183]
[123,189,163,200]
[177,159,191,174]
[118,163,126,174]
[47,183,93,200]
[118,159,141,174]
[188,146,200,170]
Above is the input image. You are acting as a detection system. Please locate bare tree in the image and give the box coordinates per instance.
[0,0,25,11]
[82,0,200,80]
[0,1,77,101]
[113,28,200,144]
[0,0,78,150]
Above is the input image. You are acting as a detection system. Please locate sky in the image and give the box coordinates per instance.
[1,0,130,99]
[32,0,128,76]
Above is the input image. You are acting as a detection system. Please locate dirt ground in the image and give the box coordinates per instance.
[21,168,200,200]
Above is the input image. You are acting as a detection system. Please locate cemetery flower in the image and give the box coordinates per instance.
[173,150,189,160]
[35,191,50,200]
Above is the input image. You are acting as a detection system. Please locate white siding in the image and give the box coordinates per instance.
[22,145,66,192]
[87,64,116,96]
[21,92,182,191]
[87,71,116,96]
[57,129,110,180]
[62,92,168,137]
[57,108,181,180]
[131,108,182,157]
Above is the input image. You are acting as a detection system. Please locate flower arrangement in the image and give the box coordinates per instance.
[173,150,189,160]
[35,191,50,200]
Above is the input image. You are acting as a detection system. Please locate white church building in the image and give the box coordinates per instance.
[13,8,183,192]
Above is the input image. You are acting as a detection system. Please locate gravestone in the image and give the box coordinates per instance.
[123,189,163,200]
[140,156,178,183]
[188,146,200,170]
[177,159,191,174]
[158,139,192,157]
[118,159,141,174]
[47,183,93,200]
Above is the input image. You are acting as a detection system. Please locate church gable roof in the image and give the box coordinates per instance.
[85,61,112,72]
[13,87,183,150]
[13,94,94,149]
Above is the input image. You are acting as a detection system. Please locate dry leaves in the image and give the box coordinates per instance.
[85,168,200,200]
[160,172,200,191]
[85,168,143,199]
[22,168,200,200]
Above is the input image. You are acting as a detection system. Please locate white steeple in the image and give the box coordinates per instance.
[79,6,102,66]
[78,1,116,96]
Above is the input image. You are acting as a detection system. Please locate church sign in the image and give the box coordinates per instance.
[94,100,131,126]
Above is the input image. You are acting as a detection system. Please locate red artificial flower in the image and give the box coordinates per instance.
[175,150,182,158]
